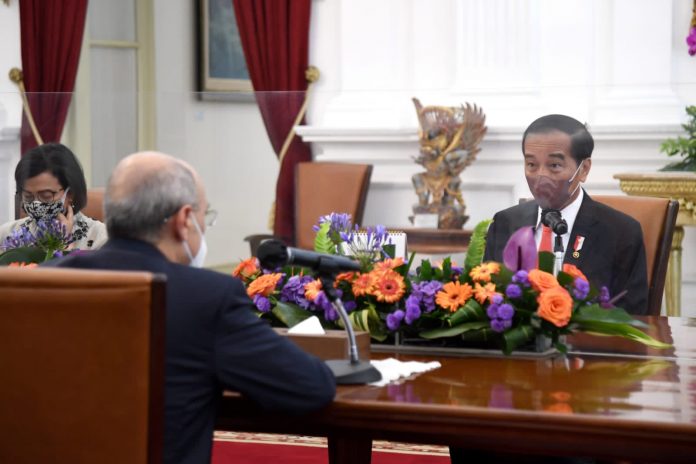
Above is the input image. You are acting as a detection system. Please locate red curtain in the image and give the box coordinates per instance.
[19,0,88,154]
[232,0,313,245]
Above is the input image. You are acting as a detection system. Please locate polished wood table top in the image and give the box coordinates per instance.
[217,317,696,463]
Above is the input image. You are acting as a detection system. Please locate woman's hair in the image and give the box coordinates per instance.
[15,143,88,213]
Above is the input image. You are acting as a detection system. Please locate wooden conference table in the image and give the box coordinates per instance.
[216,317,696,463]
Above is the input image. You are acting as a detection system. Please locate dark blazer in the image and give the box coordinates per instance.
[483,193,648,315]
[45,238,336,464]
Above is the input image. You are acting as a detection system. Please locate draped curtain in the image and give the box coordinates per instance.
[19,0,88,154]
[232,0,313,245]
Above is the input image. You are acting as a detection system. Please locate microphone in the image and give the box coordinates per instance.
[541,209,568,235]
[257,240,361,272]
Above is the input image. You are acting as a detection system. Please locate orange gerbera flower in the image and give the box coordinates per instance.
[435,281,473,312]
[372,257,405,274]
[232,257,259,282]
[8,262,38,268]
[352,273,376,297]
[469,262,501,283]
[246,273,282,298]
[474,282,497,304]
[562,264,588,282]
[334,271,356,288]
[372,270,406,303]
[304,279,323,301]
[528,269,560,293]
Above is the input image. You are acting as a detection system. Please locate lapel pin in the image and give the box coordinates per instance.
[572,235,585,259]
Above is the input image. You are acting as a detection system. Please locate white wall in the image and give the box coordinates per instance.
[153,0,279,267]
[302,0,696,315]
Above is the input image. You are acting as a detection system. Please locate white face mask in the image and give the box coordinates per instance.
[182,213,207,268]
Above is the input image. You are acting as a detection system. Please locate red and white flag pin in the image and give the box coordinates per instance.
[572,236,585,259]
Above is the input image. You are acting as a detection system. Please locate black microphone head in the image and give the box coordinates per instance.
[256,239,289,270]
[541,209,568,235]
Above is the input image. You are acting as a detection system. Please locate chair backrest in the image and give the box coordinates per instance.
[294,162,373,250]
[593,195,678,315]
[0,268,166,464]
[82,187,105,222]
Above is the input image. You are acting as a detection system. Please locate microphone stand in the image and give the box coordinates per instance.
[317,259,382,385]
[553,234,564,277]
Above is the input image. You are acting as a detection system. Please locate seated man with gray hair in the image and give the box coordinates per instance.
[46,151,336,464]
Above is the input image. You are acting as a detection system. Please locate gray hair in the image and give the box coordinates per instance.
[104,161,198,242]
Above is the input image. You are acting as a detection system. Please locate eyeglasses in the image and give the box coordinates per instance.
[204,207,218,228]
[21,189,65,203]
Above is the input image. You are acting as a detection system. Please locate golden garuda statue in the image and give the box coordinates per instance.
[411,98,487,229]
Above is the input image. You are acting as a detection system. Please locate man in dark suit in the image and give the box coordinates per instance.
[45,151,336,464]
[483,114,648,315]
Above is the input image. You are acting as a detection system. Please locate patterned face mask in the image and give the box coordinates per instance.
[23,188,69,222]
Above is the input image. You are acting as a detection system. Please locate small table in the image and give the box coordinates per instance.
[399,228,471,255]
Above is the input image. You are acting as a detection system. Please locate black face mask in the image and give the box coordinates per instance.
[22,188,69,222]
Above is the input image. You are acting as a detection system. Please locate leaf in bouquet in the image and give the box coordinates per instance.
[501,324,536,355]
[382,243,395,259]
[313,222,335,254]
[448,299,485,326]
[576,320,671,349]
[441,257,452,281]
[501,226,537,272]
[418,259,433,281]
[537,251,554,274]
[556,271,574,288]
[271,301,313,328]
[419,321,489,339]
[460,327,495,344]
[573,304,648,328]
[464,219,492,270]
[0,246,46,265]
[348,306,388,341]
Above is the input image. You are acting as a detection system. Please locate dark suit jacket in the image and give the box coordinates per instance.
[483,193,648,315]
[45,238,336,464]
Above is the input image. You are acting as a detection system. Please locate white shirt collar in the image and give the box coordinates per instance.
[534,188,584,252]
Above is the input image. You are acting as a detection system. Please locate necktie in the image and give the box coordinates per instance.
[539,224,553,253]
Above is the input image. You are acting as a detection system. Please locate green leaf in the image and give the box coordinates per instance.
[272,301,312,328]
[465,219,492,269]
[313,222,335,254]
[420,321,489,339]
[349,306,388,341]
[576,320,671,349]
[556,271,574,287]
[537,251,554,273]
[0,247,46,265]
[448,299,485,326]
[418,259,433,281]
[501,324,535,355]
[460,327,495,344]
[382,244,395,259]
[573,304,648,328]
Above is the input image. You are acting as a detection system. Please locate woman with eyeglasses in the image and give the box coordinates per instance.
[0,143,107,251]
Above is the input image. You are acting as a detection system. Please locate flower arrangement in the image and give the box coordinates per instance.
[0,218,71,265]
[660,105,696,172]
[235,213,669,354]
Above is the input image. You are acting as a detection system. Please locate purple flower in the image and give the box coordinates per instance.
[486,303,499,319]
[502,226,537,271]
[490,319,507,333]
[505,284,522,299]
[405,299,421,325]
[512,270,530,287]
[497,303,515,321]
[405,294,421,313]
[687,27,696,56]
[491,293,504,305]
[253,295,271,313]
[598,286,613,309]
[573,277,590,300]
[386,310,405,331]
[280,275,314,309]
[343,300,357,312]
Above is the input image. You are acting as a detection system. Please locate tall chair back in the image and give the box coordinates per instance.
[294,162,373,250]
[0,268,166,464]
[82,187,105,221]
[593,195,678,315]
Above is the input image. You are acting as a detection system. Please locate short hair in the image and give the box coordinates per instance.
[521,114,594,163]
[15,143,88,213]
[104,161,198,242]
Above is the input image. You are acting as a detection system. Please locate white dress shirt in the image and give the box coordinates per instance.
[534,188,584,256]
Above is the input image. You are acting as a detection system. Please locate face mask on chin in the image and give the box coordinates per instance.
[526,160,585,210]
[182,213,208,268]
[23,187,70,222]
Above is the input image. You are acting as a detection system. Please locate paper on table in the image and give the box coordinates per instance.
[288,316,326,335]
[369,357,441,387]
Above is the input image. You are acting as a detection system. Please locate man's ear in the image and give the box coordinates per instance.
[171,205,193,242]
[579,158,592,182]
